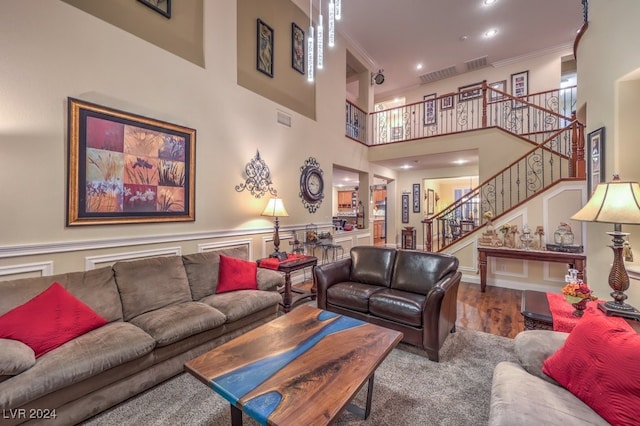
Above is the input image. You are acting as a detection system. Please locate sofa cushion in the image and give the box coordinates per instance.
[200,290,282,322]
[514,330,567,385]
[182,247,250,300]
[129,302,226,347]
[369,288,425,327]
[0,339,35,375]
[326,282,385,312]
[0,282,108,358]
[216,255,258,293]
[113,256,193,321]
[0,266,123,322]
[0,321,156,409]
[391,251,459,295]
[542,309,640,426]
[489,361,608,426]
[349,246,396,287]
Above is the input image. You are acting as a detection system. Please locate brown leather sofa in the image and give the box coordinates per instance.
[314,246,461,362]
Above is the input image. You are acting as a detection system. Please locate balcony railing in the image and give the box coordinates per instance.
[345,82,577,147]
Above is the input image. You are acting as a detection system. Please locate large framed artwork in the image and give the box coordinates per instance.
[402,194,409,223]
[423,93,437,126]
[67,98,196,226]
[257,19,274,78]
[137,0,171,18]
[412,183,421,213]
[587,127,605,196]
[458,82,483,102]
[291,22,305,75]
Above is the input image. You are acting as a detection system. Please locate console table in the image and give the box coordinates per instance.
[477,247,586,292]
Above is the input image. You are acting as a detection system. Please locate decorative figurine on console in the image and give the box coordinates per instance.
[478,211,501,246]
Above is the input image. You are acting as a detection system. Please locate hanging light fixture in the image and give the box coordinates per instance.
[307,0,314,82]
[335,0,341,20]
[317,0,324,69]
[328,0,335,47]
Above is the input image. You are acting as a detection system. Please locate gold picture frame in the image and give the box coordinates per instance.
[67,98,196,225]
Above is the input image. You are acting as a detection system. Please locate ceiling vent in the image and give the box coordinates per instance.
[418,65,457,84]
[465,56,488,72]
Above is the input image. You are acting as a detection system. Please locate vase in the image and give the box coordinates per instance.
[571,299,588,317]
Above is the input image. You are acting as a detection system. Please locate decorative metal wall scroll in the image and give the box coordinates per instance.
[235,150,277,198]
[299,157,324,213]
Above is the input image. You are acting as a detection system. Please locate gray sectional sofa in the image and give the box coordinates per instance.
[489,330,608,425]
[0,247,284,426]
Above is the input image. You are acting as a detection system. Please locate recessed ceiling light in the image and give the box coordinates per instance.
[453,159,467,165]
[401,164,412,169]
[459,35,469,41]
[484,28,498,38]
[483,0,497,5]
[416,63,423,70]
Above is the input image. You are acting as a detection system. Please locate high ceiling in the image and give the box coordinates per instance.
[340,0,584,99]
[323,0,585,185]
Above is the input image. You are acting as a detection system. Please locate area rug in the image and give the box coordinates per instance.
[81,328,515,426]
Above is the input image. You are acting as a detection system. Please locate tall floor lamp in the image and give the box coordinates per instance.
[571,175,640,319]
[262,197,289,261]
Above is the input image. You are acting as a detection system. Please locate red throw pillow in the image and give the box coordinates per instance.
[0,282,107,358]
[216,255,258,294]
[542,308,640,425]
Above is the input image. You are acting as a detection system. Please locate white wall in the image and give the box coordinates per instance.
[577,0,640,307]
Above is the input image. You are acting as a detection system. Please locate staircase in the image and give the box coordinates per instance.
[347,82,586,252]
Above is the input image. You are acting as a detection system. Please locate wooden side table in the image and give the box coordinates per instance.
[521,290,553,330]
[257,255,318,313]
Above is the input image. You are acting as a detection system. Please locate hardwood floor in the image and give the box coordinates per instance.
[456,282,525,338]
[296,281,525,339]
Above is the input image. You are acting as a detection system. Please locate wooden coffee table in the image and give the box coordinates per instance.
[184,305,403,425]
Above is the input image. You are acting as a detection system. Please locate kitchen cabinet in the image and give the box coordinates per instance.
[373,220,384,240]
[373,189,386,203]
[337,191,356,209]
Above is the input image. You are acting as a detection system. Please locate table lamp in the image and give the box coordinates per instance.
[262,197,289,261]
[571,174,640,319]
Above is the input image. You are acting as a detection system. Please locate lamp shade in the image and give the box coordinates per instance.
[571,175,640,225]
[261,197,289,218]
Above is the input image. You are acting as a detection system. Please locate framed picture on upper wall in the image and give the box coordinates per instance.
[257,19,274,78]
[412,183,421,213]
[441,94,454,110]
[511,70,529,108]
[458,82,483,102]
[489,80,506,101]
[137,0,171,18]
[66,98,196,226]
[587,127,605,196]
[423,93,437,126]
[402,194,410,223]
[291,22,305,75]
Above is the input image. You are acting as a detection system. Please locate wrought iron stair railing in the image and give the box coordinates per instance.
[422,120,585,252]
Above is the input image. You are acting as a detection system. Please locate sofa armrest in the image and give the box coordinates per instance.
[257,268,285,291]
[514,330,569,384]
[313,258,352,309]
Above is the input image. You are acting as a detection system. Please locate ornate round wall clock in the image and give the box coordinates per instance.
[299,157,324,213]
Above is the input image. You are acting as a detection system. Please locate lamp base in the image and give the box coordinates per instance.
[598,301,640,320]
[269,251,289,262]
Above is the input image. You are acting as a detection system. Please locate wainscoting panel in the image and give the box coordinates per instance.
[0,261,54,280]
[84,247,182,270]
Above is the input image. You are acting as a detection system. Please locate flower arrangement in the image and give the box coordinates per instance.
[482,211,494,221]
[561,281,597,304]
